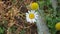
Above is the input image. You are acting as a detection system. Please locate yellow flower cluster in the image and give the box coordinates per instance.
[30,2,39,10]
[55,22,60,30]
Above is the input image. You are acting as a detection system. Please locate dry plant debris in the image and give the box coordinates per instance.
[0,0,38,34]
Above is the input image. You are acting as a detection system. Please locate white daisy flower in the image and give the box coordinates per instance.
[26,10,38,23]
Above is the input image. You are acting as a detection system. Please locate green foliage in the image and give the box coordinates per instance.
[38,0,59,34]
[20,29,26,34]
[37,1,45,9]
[0,27,5,34]
[45,0,51,5]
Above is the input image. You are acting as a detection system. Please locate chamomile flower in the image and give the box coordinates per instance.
[30,2,39,10]
[26,10,38,23]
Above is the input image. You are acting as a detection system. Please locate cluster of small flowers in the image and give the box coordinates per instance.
[26,2,39,23]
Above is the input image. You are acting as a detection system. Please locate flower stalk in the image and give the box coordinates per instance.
[36,9,51,34]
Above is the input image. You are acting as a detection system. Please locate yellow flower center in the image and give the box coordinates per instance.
[55,22,60,30]
[29,13,35,19]
[30,2,39,10]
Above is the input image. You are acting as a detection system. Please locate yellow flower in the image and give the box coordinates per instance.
[30,2,39,10]
[55,22,60,30]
